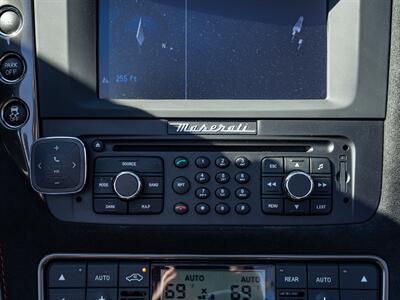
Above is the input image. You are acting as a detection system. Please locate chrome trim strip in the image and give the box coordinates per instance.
[38,254,389,300]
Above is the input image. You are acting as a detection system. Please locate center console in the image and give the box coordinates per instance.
[0,0,395,298]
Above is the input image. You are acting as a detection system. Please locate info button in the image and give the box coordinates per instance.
[276,264,307,289]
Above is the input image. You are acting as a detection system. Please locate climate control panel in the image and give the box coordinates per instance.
[39,255,387,300]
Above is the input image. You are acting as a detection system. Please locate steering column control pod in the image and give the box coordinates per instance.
[284,171,314,201]
[30,137,87,194]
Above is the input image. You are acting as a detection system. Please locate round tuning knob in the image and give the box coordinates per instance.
[284,171,314,201]
[113,171,143,200]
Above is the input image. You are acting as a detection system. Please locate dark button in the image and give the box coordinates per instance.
[235,203,251,215]
[95,157,163,173]
[174,157,189,168]
[0,54,25,82]
[87,262,118,287]
[215,172,230,184]
[0,9,22,35]
[48,262,86,288]
[86,289,117,300]
[235,172,250,184]
[215,203,230,215]
[285,199,310,215]
[142,176,163,194]
[195,156,210,168]
[172,177,190,194]
[94,199,127,214]
[174,203,189,215]
[92,140,104,152]
[262,157,284,173]
[262,177,283,194]
[339,264,380,290]
[313,178,332,195]
[215,187,231,199]
[94,177,114,194]
[119,263,150,287]
[309,290,339,300]
[48,289,85,300]
[285,157,310,172]
[1,99,28,128]
[215,156,230,168]
[262,198,284,215]
[195,172,210,184]
[129,198,163,214]
[235,187,251,199]
[235,157,250,168]
[195,203,210,215]
[276,264,307,288]
[311,199,332,215]
[311,158,331,174]
[308,264,339,289]
[340,290,379,300]
[195,187,210,199]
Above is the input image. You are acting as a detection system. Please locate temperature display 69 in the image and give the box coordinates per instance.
[159,268,268,300]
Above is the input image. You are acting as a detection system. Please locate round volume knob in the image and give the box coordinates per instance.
[113,171,143,200]
[284,171,314,201]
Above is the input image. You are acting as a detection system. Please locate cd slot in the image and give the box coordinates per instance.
[111,140,330,153]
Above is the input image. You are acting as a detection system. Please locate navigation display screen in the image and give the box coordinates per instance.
[99,0,327,100]
[153,266,274,300]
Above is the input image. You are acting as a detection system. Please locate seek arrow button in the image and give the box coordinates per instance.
[262,177,283,194]
[313,178,332,195]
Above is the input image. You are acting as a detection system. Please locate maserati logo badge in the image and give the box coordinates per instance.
[168,121,257,135]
